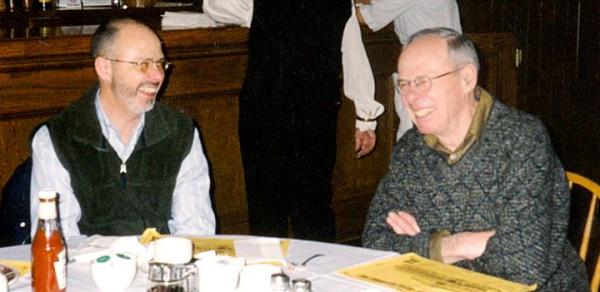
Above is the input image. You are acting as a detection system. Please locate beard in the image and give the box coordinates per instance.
[111,76,157,115]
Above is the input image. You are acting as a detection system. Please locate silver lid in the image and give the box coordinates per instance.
[148,262,190,283]
[292,278,312,291]
[271,272,291,290]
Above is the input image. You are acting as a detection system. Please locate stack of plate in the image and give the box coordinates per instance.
[0,264,18,290]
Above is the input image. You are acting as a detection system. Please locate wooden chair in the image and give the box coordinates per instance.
[566,171,600,292]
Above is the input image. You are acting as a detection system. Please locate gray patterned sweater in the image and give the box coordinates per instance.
[363,98,589,291]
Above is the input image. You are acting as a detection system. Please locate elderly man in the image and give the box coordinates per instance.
[363,28,589,290]
[30,18,216,238]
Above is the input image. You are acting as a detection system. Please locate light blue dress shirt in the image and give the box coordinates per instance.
[359,0,462,44]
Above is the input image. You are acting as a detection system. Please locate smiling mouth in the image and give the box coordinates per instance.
[414,108,434,118]
[139,85,158,96]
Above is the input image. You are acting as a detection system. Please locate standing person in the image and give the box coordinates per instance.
[363,28,589,290]
[30,18,216,238]
[238,1,382,242]
[356,0,462,140]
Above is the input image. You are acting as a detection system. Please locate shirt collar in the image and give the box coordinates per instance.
[423,87,493,165]
[94,89,145,160]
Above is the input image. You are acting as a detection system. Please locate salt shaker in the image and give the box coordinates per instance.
[270,272,291,292]
[292,278,312,292]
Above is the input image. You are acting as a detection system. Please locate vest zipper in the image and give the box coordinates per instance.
[120,163,127,190]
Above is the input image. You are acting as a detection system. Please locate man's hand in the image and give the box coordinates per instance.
[355,129,376,158]
[386,211,421,236]
[441,230,496,264]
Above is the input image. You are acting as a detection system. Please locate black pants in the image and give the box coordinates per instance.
[239,1,350,242]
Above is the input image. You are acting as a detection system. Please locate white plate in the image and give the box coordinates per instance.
[0,264,18,286]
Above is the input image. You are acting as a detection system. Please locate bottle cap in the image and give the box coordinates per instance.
[39,188,57,200]
[38,189,57,219]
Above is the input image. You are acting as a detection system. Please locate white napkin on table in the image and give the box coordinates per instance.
[70,235,153,266]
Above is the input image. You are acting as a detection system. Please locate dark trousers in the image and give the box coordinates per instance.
[239,1,350,242]
[239,94,339,242]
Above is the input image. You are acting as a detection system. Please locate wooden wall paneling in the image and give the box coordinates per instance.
[0,36,97,188]
[570,0,600,179]
[0,116,47,186]
[469,33,518,107]
[458,0,495,32]
[520,1,581,171]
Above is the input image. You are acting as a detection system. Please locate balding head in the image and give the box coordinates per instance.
[91,18,161,59]
[405,27,480,73]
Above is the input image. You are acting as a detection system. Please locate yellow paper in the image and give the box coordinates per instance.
[190,237,237,256]
[189,237,290,258]
[137,228,291,260]
[0,259,31,276]
[337,253,537,292]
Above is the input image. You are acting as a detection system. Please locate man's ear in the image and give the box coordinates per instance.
[460,63,478,93]
[95,57,112,82]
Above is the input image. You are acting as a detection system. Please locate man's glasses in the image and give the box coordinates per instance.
[396,67,464,95]
[103,57,172,73]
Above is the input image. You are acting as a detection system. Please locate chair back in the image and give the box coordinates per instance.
[0,158,32,247]
[566,171,600,292]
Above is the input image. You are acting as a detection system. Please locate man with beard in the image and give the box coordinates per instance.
[29,18,216,238]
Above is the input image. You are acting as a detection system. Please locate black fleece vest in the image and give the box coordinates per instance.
[47,88,194,235]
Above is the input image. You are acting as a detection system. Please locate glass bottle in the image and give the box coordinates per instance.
[32,189,67,292]
[33,0,52,11]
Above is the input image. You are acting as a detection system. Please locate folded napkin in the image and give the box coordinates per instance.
[161,11,218,28]
[70,235,153,267]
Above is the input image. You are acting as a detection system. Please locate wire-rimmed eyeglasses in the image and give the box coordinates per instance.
[103,57,172,73]
[396,67,464,95]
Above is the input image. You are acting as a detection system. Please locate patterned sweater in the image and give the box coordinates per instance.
[363,98,589,291]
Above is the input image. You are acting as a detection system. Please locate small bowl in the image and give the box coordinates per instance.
[152,237,193,265]
[90,252,137,292]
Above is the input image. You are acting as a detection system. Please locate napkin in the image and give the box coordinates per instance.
[70,235,153,267]
[234,238,284,264]
[161,12,218,28]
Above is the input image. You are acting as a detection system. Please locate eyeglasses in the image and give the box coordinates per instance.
[103,57,172,73]
[396,67,464,95]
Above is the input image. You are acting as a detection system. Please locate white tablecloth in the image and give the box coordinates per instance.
[1,235,397,292]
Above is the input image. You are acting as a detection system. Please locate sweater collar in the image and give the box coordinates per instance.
[423,87,493,165]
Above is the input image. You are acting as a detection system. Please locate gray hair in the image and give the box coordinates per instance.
[90,18,157,58]
[405,27,480,71]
